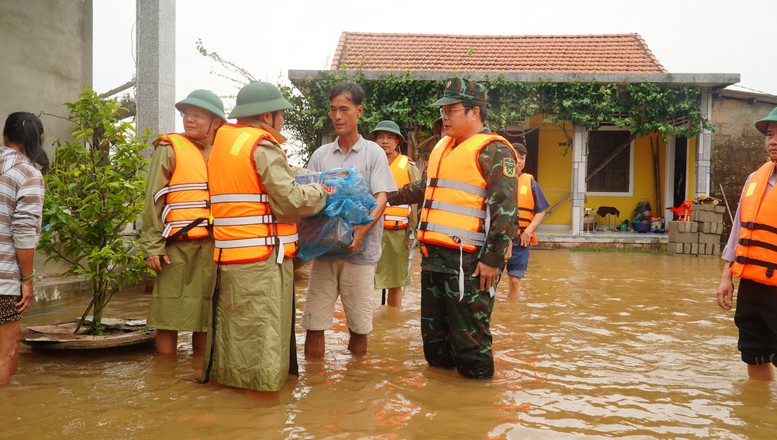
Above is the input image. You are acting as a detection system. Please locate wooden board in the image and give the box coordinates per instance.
[22,319,156,350]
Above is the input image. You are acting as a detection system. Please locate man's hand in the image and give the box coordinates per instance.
[473,262,499,292]
[519,231,531,247]
[717,277,735,311]
[15,280,33,314]
[504,240,513,262]
[717,263,735,311]
[345,224,370,252]
[146,255,170,273]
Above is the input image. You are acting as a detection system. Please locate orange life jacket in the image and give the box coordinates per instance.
[517,172,538,244]
[384,154,412,229]
[208,123,298,264]
[418,133,515,253]
[152,134,210,240]
[732,161,777,285]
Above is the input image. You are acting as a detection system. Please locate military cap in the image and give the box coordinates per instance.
[369,120,405,145]
[175,89,227,121]
[229,81,292,119]
[432,77,488,107]
[755,107,777,135]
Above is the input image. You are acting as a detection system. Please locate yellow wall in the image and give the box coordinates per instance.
[583,135,666,223]
[535,120,572,225]
[534,120,675,226]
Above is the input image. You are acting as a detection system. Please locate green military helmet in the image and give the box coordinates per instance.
[755,107,777,135]
[175,89,226,121]
[229,81,293,119]
[369,120,405,145]
[432,77,488,107]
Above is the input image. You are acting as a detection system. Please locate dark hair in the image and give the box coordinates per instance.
[464,104,488,123]
[512,142,528,157]
[330,82,365,106]
[3,112,50,173]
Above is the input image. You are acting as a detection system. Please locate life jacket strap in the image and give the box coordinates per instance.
[742,221,777,236]
[164,218,211,241]
[161,200,209,220]
[211,193,269,204]
[422,199,486,219]
[154,182,208,203]
[215,233,299,250]
[737,238,777,254]
[419,221,486,247]
[427,177,488,198]
[212,214,278,226]
[736,255,777,278]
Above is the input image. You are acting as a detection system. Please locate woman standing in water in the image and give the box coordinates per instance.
[0,112,48,385]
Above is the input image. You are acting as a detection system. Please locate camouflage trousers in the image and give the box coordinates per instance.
[420,269,495,379]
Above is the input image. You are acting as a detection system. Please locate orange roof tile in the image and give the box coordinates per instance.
[330,32,667,74]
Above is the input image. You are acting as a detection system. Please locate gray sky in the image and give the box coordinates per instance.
[94,0,777,109]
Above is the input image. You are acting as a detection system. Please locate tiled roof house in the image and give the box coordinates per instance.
[290,32,739,237]
[329,32,667,74]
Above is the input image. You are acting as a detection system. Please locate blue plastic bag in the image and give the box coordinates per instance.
[295,166,378,261]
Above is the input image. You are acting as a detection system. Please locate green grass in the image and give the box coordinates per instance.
[568,245,667,254]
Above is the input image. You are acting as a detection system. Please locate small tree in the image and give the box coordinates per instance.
[39,88,150,335]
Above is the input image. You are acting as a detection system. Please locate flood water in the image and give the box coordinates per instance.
[5,250,777,439]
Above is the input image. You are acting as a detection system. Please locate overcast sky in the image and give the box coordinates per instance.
[93,0,777,111]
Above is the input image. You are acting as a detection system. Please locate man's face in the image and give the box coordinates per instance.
[376,131,400,157]
[440,102,474,140]
[515,153,526,173]
[766,122,777,161]
[329,93,362,138]
[180,105,215,140]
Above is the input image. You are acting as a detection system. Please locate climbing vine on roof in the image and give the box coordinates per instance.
[286,71,713,162]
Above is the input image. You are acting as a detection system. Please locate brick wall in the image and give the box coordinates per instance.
[667,204,726,255]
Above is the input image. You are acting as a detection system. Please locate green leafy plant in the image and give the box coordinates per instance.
[39,88,151,335]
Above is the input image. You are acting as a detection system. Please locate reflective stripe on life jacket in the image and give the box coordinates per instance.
[384,154,412,229]
[153,133,211,240]
[517,172,538,244]
[417,133,514,253]
[732,161,777,285]
[208,123,298,264]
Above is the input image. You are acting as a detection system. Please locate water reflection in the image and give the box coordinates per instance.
[5,250,777,439]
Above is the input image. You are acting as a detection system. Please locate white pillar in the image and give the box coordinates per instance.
[695,87,713,196]
[570,125,587,235]
[136,0,175,155]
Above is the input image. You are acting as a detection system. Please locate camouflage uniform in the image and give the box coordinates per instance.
[390,79,517,378]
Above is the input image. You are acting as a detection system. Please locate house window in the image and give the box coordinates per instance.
[586,130,631,193]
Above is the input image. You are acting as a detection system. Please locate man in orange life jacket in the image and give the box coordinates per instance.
[717,107,777,381]
[389,78,519,379]
[203,81,328,392]
[503,142,549,300]
[371,120,420,308]
[141,89,225,356]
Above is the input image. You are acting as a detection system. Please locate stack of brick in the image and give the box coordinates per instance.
[667,204,727,255]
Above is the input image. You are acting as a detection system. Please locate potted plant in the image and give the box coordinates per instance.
[25,88,151,345]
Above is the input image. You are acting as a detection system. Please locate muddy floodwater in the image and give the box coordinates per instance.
[5,250,777,439]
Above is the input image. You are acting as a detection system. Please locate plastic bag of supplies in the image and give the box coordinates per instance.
[295,166,377,261]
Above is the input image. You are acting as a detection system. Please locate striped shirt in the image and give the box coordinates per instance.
[0,146,44,295]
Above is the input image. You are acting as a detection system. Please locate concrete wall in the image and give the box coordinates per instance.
[711,94,776,146]
[0,0,92,277]
[0,0,93,161]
